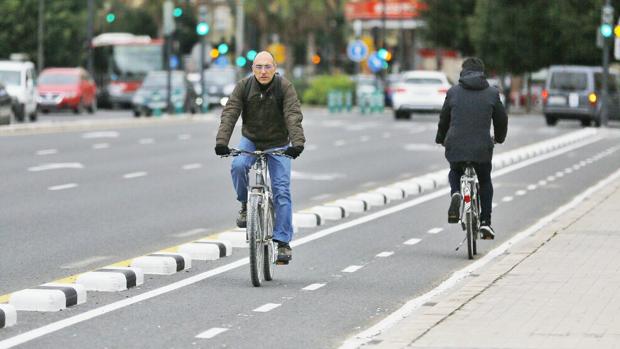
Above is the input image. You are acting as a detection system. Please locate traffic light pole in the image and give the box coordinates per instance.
[601,1,614,127]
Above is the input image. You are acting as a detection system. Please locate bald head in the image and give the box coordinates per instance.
[252,51,277,85]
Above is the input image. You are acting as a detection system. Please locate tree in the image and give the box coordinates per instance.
[420,0,476,56]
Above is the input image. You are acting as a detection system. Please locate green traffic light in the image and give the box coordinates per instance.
[236,56,247,67]
[106,13,116,23]
[601,24,613,38]
[196,22,209,36]
[378,48,388,60]
[246,50,257,61]
[173,7,183,17]
[218,43,229,55]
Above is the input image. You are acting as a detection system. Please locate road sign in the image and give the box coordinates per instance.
[367,52,383,73]
[347,40,369,62]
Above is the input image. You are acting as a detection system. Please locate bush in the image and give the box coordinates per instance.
[302,75,354,105]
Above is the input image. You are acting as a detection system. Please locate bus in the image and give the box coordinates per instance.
[92,32,163,108]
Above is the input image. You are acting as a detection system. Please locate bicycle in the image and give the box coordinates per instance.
[455,162,481,260]
[226,148,286,287]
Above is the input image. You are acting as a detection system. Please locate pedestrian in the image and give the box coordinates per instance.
[214,51,306,263]
[435,57,508,239]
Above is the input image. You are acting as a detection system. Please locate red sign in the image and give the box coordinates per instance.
[345,0,427,20]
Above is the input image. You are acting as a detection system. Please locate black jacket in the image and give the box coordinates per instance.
[435,69,508,163]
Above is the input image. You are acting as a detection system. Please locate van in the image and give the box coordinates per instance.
[542,65,620,127]
[0,60,38,122]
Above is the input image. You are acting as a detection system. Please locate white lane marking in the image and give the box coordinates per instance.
[291,171,345,181]
[171,228,209,238]
[334,140,346,147]
[527,184,537,191]
[515,190,527,196]
[427,227,443,234]
[376,251,394,258]
[139,138,154,145]
[253,303,281,312]
[92,143,109,150]
[361,181,377,188]
[572,164,581,170]
[28,163,84,172]
[178,134,191,140]
[403,144,438,151]
[404,238,422,245]
[60,256,111,269]
[547,176,556,181]
[360,136,370,142]
[195,327,228,339]
[123,172,147,179]
[555,172,564,177]
[82,131,119,139]
[502,196,514,202]
[492,202,498,208]
[564,168,573,174]
[538,180,547,186]
[339,163,620,349]
[580,160,587,166]
[302,283,326,291]
[305,144,318,151]
[342,265,363,273]
[311,193,332,201]
[182,163,202,170]
[48,183,78,191]
[36,149,57,155]
[0,136,602,349]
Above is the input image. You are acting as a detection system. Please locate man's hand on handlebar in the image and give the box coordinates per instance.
[214,144,231,156]
[284,145,304,159]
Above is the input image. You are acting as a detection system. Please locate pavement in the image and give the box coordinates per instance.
[349,167,620,349]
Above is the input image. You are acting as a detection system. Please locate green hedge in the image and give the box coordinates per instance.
[302,75,354,105]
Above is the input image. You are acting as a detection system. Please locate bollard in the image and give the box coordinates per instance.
[345,91,352,112]
[327,90,335,113]
[336,91,343,112]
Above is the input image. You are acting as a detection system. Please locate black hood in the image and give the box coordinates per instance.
[458,70,489,90]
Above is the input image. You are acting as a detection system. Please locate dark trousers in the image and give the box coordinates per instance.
[448,162,493,224]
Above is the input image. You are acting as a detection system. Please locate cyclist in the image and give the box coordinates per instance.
[214,51,306,263]
[435,57,508,240]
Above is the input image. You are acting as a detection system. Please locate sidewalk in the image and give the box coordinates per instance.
[359,171,620,349]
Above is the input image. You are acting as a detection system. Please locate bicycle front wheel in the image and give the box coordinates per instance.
[263,199,275,281]
[248,195,264,287]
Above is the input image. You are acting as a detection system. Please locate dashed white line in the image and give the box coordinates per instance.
[502,196,514,202]
[253,303,281,312]
[82,131,119,139]
[36,149,57,155]
[515,190,527,196]
[334,140,346,147]
[546,176,556,181]
[492,202,499,208]
[302,283,326,291]
[311,193,332,201]
[178,134,192,140]
[427,227,443,234]
[139,138,154,145]
[360,136,370,142]
[555,172,564,177]
[195,327,228,339]
[171,228,209,238]
[48,183,78,191]
[573,164,581,170]
[92,143,109,150]
[342,265,363,273]
[527,184,537,191]
[28,163,84,172]
[376,251,394,258]
[564,168,573,174]
[538,180,547,186]
[403,238,422,246]
[60,256,111,269]
[123,172,147,179]
[182,163,202,170]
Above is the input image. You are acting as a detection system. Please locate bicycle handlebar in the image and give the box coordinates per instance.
[220,148,289,158]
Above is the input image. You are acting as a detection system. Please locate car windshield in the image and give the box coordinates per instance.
[405,78,443,85]
[204,70,236,85]
[113,45,163,75]
[38,73,79,85]
[0,70,21,86]
[550,72,587,91]
[142,72,185,88]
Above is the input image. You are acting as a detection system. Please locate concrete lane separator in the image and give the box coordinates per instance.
[293,212,322,228]
[130,253,191,275]
[0,305,16,328]
[352,192,389,207]
[304,205,347,221]
[9,284,86,312]
[76,267,144,292]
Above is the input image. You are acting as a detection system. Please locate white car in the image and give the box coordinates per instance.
[391,70,451,119]
[0,59,38,122]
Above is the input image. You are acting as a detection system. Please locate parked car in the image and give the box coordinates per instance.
[0,59,38,122]
[542,65,620,127]
[37,68,97,114]
[391,70,452,119]
[0,82,14,125]
[189,67,237,107]
[132,70,198,117]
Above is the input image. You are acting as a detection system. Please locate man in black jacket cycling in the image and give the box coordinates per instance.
[435,57,508,240]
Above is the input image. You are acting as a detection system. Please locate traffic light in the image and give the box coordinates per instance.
[196,22,209,36]
[236,56,247,67]
[106,12,116,23]
[210,48,220,59]
[218,43,229,55]
[246,50,257,61]
[173,7,183,17]
[311,54,321,65]
[615,25,620,37]
[601,24,613,38]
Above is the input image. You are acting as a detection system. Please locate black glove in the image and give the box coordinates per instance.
[284,145,304,159]
[215,144,230,156]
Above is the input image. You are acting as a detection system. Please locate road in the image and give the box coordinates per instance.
[1,109,619,348]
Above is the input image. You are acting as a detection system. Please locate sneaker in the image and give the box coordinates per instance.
[448,193,462,224]
[236,202,247,228]
[480,225,495,240]
[276,242,292,263]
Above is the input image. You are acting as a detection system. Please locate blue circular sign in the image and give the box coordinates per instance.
[367,53,383,73]
[347,40,369,62]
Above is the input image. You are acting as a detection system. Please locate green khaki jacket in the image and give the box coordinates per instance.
[216,75,305,150]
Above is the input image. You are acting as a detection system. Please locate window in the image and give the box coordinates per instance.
[550,72,587,91]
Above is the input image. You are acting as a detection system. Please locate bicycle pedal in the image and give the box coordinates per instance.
[275,260,289,265]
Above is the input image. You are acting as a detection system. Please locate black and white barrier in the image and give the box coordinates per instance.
[76,267,144,292]
[331,199,368,213]
[131,253,191,275]
[214,229,248,248]
[293,212,322,228]
[352,192,389,207]
[9,283,86,312]
[305,205,347,221]
[179,240,233,260]
[0,304,16,328]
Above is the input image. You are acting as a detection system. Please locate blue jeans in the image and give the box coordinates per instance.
[448,162,493,225]
[231,137,293,243]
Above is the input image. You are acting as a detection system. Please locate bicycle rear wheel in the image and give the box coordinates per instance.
[263,199,275,281]
[465,212,475,260]
[248,195,264,287]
